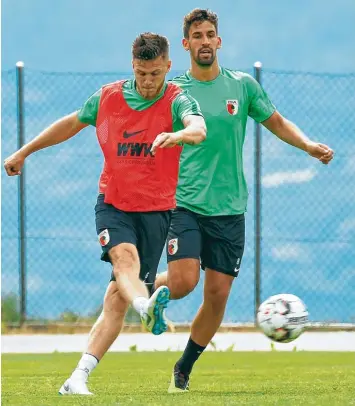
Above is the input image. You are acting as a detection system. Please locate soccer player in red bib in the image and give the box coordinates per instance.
[4,33,206,395]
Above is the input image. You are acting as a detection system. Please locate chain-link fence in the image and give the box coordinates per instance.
[261,71,355,323]
[2,67,354,327]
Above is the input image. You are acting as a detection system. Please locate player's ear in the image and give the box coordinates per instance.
[217,36,222,49]
[182,38,189,51]
[167,60,172,72]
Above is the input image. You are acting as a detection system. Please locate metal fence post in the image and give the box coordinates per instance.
[253,61,262,322]
[16,61,26,326]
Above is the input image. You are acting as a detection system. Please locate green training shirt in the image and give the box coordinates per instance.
[77,79,202,133]
[171,67,276,216]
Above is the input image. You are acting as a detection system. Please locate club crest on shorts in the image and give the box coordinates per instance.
[98,229,110,246]
[168,238,178,255]
[226,99,239,115]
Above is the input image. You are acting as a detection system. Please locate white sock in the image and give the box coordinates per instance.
[132,296,149,316]
[71,353,98,382]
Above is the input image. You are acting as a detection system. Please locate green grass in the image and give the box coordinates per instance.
[2,352,355,405]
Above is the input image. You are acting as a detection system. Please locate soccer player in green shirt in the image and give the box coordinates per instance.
[152,9,334,392]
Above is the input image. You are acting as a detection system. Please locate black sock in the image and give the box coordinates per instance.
[176,337,206,375]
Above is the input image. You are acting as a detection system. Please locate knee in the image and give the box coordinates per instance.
[204,280,233,308]
[168,272,199,299]
[109,244,137,265]
[109,244,139,276]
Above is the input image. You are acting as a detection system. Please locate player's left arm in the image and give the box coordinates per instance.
[151,115,206,153]
[180,114,207,145]
[151,91,206,153]
[246,73,334,165]
[262,111,334,165]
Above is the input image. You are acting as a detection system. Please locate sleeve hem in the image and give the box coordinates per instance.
[254,107,276,123]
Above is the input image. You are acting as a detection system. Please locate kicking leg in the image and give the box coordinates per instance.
[110,243,170,336]
[59,281,128,395]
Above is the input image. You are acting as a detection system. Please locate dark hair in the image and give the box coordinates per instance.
[132,32,169,60]
[183,8,218,39]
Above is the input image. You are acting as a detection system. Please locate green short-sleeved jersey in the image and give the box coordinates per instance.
[77,79,202,133]
[171,67,276,216]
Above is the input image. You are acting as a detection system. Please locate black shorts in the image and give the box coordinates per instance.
[95,194,171,289]
[166,207,245,277]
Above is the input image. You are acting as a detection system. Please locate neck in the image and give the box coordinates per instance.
[189,60,220,82]
[135,81,165,100]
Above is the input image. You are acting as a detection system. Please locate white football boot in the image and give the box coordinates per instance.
[58,378,93,395]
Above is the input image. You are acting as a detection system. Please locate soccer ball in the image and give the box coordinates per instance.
[257,294,308,343]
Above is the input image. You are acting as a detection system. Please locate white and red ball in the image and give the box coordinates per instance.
[257,294,308,343]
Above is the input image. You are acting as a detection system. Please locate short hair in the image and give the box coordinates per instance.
[132,32,169,60]
[183,8,218,39]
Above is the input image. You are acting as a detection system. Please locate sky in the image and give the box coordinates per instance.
[2,0,355,73]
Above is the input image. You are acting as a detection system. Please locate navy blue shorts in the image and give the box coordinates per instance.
[95,194,171,289]
[166,207,245,277]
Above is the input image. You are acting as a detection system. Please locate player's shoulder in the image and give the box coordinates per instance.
[167,76,194,100]
[170,88,197,109]
[220,67,255,83]
[101,79,130,93]
[169,71,191,87]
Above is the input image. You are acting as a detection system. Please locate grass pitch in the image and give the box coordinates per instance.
[2,352,354,405]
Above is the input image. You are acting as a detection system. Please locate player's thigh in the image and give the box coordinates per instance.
[95,194,139,279]
[166,208,201,286]
[136,210,171,292]
[200,213,245,278]
[166,208,201,261]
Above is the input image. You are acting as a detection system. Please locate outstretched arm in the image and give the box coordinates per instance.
[4,112,88,176]
[262,111,334,165]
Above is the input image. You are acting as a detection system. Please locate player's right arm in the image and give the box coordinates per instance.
[4,89,101,176]
[4,112,87,176]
